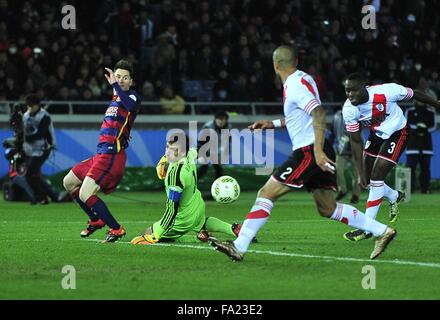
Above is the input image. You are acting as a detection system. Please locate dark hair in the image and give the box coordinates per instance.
[114,59,133,78]
[25,94,40,106]
[214,110,229,120]
[346,73,366,85]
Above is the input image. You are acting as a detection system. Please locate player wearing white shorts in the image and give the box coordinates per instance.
[209,46,397,261]
[342,73,440,241]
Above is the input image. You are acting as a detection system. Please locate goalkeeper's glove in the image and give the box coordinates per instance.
[156,155,168,180]
[130,233,159,245]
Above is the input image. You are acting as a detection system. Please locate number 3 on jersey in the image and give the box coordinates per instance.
[280,167,293,180]
[388,142,396,154]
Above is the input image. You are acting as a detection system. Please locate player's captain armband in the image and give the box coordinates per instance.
[156,155,168,180]
[272,119,282,128]
[168,186,183,202]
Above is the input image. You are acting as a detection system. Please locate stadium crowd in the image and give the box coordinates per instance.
[0,0,440,113]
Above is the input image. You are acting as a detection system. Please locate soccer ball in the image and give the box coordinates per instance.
[211,175,240,204]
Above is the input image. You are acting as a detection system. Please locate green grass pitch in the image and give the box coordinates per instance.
[1,191,439,299]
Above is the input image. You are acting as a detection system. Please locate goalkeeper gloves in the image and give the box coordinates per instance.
[156,155,168,180]
[130,233,159,245]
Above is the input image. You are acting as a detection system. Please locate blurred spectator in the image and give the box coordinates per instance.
[192,45,213,80]
[215,45,233,74]
[142,81,158,101]
[326,59,347,102]
[213,69,231,102]
[136,10,155,69]
[141,81,159,114]
[405,78,437,194]
[0,92,7,113]
[160,85,185,114]
[0,0,438,107]
[229,74,251,102]
[197,110,232,181]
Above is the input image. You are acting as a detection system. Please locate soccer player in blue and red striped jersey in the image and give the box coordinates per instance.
[63,60,141,242]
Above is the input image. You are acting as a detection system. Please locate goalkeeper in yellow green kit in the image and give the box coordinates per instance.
[131,135,242,245]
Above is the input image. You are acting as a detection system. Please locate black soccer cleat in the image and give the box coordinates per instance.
[343,229,373,242]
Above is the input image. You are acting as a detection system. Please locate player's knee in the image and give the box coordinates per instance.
[257,186,276,201]
[63,174,75,192]
[370,171,384,181]
[316,202,336,218]
[78,187,92,204]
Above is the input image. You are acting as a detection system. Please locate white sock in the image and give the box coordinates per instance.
[383,183,398,203]
[233,197,273,253]
[331,203,387,237]
[365,180,385,220]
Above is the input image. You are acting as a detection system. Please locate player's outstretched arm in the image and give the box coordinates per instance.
[311,106,335,173]
[104,67,138,112]
[412,90,440,110]
[248,118,286,130]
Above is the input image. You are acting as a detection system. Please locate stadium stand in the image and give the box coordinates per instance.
[0,0,439,115]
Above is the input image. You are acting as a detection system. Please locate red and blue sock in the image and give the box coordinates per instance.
[85,195,120,230]
[71,189,99,222]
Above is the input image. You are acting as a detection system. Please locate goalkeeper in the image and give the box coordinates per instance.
[131,135,242,245]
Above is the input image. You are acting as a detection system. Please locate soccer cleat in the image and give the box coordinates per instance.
[231,223,258,243]
[80,219,105,238]
[389,191,405,223]
[209,237,244,262]
[370,227,397,259]
[343,229,373,242]
[102,226,126,243]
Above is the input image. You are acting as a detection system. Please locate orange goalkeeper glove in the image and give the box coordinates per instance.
[156,155,168,180]
[130,233,159,245]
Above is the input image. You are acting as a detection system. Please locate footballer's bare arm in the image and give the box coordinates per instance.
[412,90,440,110]
[311,106,335,173]
[349,130,367,188]
[248,118,286,130]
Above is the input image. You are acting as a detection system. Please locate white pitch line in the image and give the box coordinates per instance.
[2,218,440,224]
[2,237,439,268]
[81,238,440,269]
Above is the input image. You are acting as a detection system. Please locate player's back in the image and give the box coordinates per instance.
[283,70,322,151]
